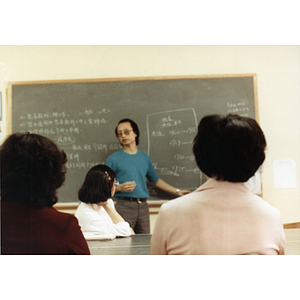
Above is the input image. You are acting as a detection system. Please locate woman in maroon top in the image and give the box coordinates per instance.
[1,132,90,255]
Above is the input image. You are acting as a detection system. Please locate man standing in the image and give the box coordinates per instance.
[106,118,190,234]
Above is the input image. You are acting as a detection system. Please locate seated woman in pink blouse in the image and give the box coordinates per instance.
[75,164,135,240]
[151,114,286,255]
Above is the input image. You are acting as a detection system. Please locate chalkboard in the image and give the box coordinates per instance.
[7,75,258,203]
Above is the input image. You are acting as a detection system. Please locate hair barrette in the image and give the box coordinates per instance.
[105,171,111,181]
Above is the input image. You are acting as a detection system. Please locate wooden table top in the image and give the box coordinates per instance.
[86,229,300,255]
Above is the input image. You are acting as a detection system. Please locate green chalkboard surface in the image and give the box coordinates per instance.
[8,75,257,202]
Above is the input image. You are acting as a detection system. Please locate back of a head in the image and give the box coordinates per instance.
[78,164,116,204]
[193,114,266,182]
[0,132,67,208]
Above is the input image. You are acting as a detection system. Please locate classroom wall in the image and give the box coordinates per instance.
[0,45,299,224]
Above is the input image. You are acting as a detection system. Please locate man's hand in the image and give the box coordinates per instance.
[117,181,136,193]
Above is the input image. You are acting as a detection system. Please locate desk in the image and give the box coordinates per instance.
[87,234,151,255]
[87,229,300,255]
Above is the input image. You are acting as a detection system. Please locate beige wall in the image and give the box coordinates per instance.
[0,45,299,224]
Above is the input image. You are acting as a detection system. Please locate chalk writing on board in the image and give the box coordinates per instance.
[227,101,250,116]
[147,108,202,190]
[17,108,122,170]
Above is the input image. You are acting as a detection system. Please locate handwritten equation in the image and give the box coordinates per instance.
[147,108,201,190]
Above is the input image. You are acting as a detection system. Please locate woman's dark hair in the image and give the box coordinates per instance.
[0,132,67,208]
[192,114,267,182]
[78,164,116,204]
[115,118,140,145]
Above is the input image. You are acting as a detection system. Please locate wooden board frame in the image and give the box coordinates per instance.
[6,73,259,134]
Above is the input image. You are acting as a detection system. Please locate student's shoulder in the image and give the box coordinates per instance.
[253,195,282,218]
[160,193,191,212]
[42,206,81,227]
[75,202,95,213]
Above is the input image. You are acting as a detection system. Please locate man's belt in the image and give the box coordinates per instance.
[118,197,147,204]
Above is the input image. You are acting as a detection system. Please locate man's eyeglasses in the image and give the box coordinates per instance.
[117,130,133,137]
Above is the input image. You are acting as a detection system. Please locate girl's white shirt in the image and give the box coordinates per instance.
[75,199,131,240]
